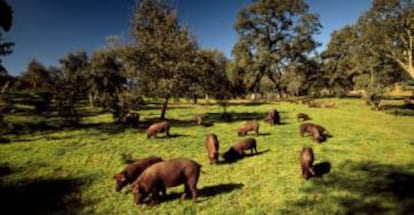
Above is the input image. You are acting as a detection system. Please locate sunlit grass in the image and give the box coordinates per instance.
[1,98,413,214]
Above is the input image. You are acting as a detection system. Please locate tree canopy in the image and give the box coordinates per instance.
[130,0,199,119]
[232,0,321,97]
[0,0,14,77]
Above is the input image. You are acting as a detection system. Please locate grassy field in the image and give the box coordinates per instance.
[1,98,413,214]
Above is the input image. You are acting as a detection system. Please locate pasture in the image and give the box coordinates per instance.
[0,98,413,214]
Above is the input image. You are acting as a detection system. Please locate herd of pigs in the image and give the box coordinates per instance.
[113,108,332,205]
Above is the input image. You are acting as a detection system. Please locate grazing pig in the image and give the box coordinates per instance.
[233,138,258,155]
[130,158,201,204]
[308,101,321,108]
[123,112,140,127]
[222,147,244,162]
[264,109,280,125]
[223,138,257,162]
[323,101,336,108]
[205,133,219,164]
[238,121,259,136]
[195,114,203,126]
[146,121,170,138]
[300,147,315,180]
[113,156,163,192]
[299,123,326,143]
[297,113,311,122]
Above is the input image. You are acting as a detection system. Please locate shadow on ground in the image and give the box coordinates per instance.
[204,111,278,123]
[0,167,92,214]
[218,149,271,164]
[283,161,414,214]
[155,183,244,203]
[381,103,414,116]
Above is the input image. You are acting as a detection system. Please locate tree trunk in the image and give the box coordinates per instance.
[193,94,197,104]
[88,92,94,107]
[160,96,169,120]
[251,93,256,100]
[388,33,414,79]
[205,93,209,104]
[1,81,10,94]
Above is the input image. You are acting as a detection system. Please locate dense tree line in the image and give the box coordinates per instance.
[1,0,413,125]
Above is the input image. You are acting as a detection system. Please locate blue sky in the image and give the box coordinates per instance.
[2,0,371,76]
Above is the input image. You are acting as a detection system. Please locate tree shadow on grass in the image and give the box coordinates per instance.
[0,176,92,214]
[203,111,290,125]
[286,161,414,214]
[4,120,127,137]
[204,112,267,123]
[226,101,268,107]
[0,165,12,177]
[381,103,414,116]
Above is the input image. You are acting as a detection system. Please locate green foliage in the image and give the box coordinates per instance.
[194,49,232,101]
[129,0,200,118]
[0,0,12,31]
[232,0,321,97]
[0,0,13,80]
[19,59,56,92]
[54,51,90,126]
[322,0,412,100]
[90,48,127,121]
[0,99,413,214]
[364,0,414,79]
[321,25,359,95]
[131,0,198,98]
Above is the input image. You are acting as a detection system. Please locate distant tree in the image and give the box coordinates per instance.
[192,49,232,103]
[90,48,127,121]
[233,0,321,98]
[0,0,13,136]
[321,25,360,96]
[55,51,90,125]
[19,60,55,92]
[355,0,413,105]
[0,0,14,91]
[0,0,12,31]
[227,40,253,97]
[321,0,410,108]
[359,0,414,80]
[130,0,199,119]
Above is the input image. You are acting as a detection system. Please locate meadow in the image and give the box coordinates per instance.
[0,98,413,214]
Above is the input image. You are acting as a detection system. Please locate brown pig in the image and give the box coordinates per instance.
[264,109,280,125]
[297,113,311,122]
[300,147,315,180]
[122,112,140,127]
[323,101,336,108]
[130,158,202,204]
[223,138,257,161]
[113,156,163,192]
[205,133,219,164]
[238,121,259,136]
[308,101,321,108]
[146,121,170,138]
[299,123,326,143]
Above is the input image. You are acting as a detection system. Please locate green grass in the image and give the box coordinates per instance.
[1,98,414,214]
